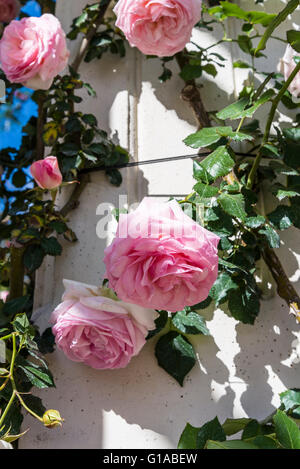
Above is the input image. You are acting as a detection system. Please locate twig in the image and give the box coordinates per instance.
[60,174,90,218]
[71,1,113,73]
[262,247,300,322]
[8,246,25,301]
[35,93,46,159]
[175,51,211,129]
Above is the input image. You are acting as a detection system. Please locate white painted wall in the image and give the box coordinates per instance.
[21,0,300,449]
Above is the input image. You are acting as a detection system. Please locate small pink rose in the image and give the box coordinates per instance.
[0,14,70,90]
[51,280,158,369]
[30,156,62,190]
[114,0,202,57]
[0,290,9,303]
[104,198,220,312]
[278,44,300,98]
[0,0,20,24]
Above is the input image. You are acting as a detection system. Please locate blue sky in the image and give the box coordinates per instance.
[0,1,43,210]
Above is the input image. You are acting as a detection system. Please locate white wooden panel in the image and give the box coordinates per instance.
[20,0,300,449]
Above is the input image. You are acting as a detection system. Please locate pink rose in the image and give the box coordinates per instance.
[30,156,62,190]
[104,198,220,312]
[278,44,300,98]
[0,290,8,302]
[51,280,158,369]
[0,0,20,24]
[114,0,202,57]
[0,14,70,90]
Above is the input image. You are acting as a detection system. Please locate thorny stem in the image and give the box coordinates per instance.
[71,1,113,73]
[8,246,25,301]
[175,50,211,129]
[247,60,300,190]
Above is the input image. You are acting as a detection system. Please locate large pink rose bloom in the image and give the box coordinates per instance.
[0,0,20,23]
[114,0,202,57]
[104,198,220,312]
[278,44,300,98]
[0,14,70,90]
[51,280,158,370]
[30,156,62,190]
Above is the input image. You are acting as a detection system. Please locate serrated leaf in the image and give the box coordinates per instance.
[24,245,45,272]
[210,272,238,305]
[18,364,55,389]
[193,183,219,198]
[218,193,247,220]
[184,126,251,149]
[172,310,210,336]
[146,310,168,340]
[41,237,62,256]
[217,98,249,120]
[268,206,293,230]
[228,288,260,325]
[245,215,266,229]
[258,225,280,248]
[155,331,196,386]
[197,146,235,182]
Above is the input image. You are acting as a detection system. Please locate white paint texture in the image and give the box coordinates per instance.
[21,0,300,449]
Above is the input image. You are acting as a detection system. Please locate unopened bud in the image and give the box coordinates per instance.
[42,409,64,428]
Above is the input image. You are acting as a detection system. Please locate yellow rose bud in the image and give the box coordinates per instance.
[42,409,64,428]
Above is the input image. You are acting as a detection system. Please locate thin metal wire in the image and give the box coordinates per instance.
[79,150,256,173]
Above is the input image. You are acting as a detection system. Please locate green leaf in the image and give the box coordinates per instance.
[196,146,235,182]
[206,440,258,449]
[146,311,168,340]
[268,206,293,230]
[18,364,55,389]
[228,288,260,325]
[258,225,280,248]
[41,237,62,256]
[1,296,30,326]
[12,313,34,337]
[218,193,247,220]
[172,310,210,336]
[179,64,202,80]
[273,410,300,449]
[287,30,300,53]
[245,215,266,229]
[237,35,253,54]
[210,272,238,306]
[280,389,300,412]
[251,435,278,449]
[202,64,217,78]
[222,418,252,436]
[216,98,249,120]
[239,89,275,118]
[106,168,122,187]
[24,245,45,272]
[194,183,219,198]
[197,417,226,449]
[184,126,251,149]
[178,423,199,449]
[233,60,252,69]
[155,331,196,386]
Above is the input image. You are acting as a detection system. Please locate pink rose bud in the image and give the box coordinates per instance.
[30,156,62,190]
[104,198,220,312]
[51,280,158,369]
[0,14,70,90]
[0,0,20,24]
[278,44,300,98]
[114,0,202,57]
[0,290,9,303]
